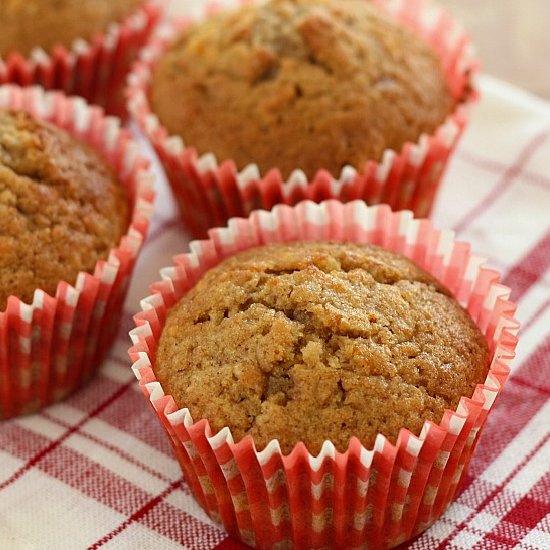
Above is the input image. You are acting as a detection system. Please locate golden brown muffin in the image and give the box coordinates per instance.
[151,0,453,180]
[0,0,144,57]
[0,110,129,310]
[155,242,489,455]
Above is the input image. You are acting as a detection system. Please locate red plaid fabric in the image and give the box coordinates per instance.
[1,77,550,549]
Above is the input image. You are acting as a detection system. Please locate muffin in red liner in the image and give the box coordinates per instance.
[127,0,479,238]
[0,1,164,118]
[129,200,519,549]
[0,85,155,420]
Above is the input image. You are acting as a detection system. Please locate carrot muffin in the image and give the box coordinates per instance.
[155,242,489,455]
[151,0,454,180]
[0,109,128,310]
[0,0,144,57]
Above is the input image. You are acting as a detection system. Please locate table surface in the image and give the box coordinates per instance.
[1,75,550,550]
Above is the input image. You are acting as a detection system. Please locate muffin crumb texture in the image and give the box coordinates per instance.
[152,0,454,179]
[0,0,144,57]
[155,242,489,455]
[0,110,128,310]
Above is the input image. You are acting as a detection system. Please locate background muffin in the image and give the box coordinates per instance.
[130,0,477,237]
[151,0,453,179]
[155,242,489,455]
[0,0,163,116]
[0,0,144,57]
[0,85,154,420]
[0,109,128,310]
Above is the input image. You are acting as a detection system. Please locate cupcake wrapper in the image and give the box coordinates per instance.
[0,1,164,118]
[127,0,479,238]
[129,200,519,549]
[0,85,155,420]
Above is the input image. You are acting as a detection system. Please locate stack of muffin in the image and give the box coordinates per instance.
[1,2,519,550]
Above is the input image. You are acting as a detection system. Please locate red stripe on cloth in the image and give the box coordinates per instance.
[1,422,222,549]
[42,411,173,484]
[434,414,550,549]
[521,296,550,334]
[504,490,550,530]
[453,130,550,234]
[0,380,133,493]
[471,471,550,549]
[457,150,508,173]
[137,498,227,549]
[501,228,550,302]
[474,524,532,550]
[0,422,153,515]
[88,483,226,550]
[41,444,155,515]
[67,374,133,415]
[509,337,550,393]
[87,480,183,550]
[95,388,174,457]
[0,423,52,465]
[511,376,550,396]
[523,170,550,193]
[459,149,550,194]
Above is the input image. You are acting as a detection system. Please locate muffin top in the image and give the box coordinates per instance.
[0,0,144,57]
[151,0,453,180]
[0,110,129,310]
[155,242,489,454]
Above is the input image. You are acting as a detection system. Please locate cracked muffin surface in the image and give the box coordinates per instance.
[0,0,144,57]
[0,110,129,310]
[151,0,453,179]
[155,242,489,455]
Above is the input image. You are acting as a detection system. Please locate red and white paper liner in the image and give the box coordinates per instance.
[127,0,479,238]
[129,200,519,549]
[0,1,164,118]
[0,85,155,420]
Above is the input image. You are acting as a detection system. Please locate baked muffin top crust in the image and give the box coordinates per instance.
[151,0,453,179]
[155,242,489,454]
[0,0,144,57]
[0,110,129,310]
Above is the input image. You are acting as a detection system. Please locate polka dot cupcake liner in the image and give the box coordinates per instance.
[127,0,479,238]
[0,1,164,118]
[130,200,519,549]
[0,85,155,419]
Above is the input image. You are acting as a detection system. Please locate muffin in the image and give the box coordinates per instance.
[131,201,518,549]
[0,109,128,311]
[151,0,453,179]
[129,0,477,236]
[155,242,489,455]
[0,0,143,57]
[0,0,163,116]
[0,85,154,420]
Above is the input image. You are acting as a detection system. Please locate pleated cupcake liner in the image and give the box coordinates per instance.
[0,85,155,420]
[0,0,164,118]
[127,0,479,238]
[129,200,519,549]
